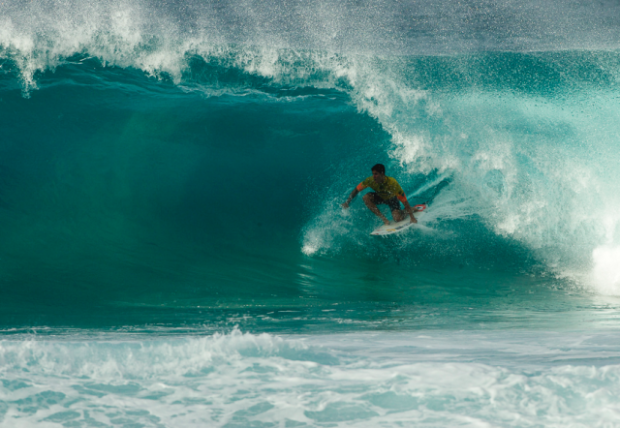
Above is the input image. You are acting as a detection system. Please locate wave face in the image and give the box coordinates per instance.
[2,0,620,330]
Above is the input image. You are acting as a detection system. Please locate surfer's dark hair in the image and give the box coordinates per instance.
[371,164,385,174]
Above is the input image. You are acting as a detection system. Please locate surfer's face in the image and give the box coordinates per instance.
[372,170,386,183]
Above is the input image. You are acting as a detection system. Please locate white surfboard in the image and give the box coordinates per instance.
[370,204,427,236]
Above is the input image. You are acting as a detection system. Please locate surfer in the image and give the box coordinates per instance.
[341,164,417,225]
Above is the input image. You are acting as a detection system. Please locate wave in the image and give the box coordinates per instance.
[2,0,620,317]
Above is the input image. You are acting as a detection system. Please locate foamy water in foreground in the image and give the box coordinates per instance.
[2,329,620,427]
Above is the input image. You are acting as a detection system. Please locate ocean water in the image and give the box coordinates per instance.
[2,0,620,426]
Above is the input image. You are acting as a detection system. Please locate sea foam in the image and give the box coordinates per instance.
[2,329,620,427]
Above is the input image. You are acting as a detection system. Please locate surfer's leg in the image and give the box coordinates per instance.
[363,193,390,225]
[392,209,405,222]
[387,198,405,221]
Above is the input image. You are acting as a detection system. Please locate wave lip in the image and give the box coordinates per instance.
[4,0,620,92]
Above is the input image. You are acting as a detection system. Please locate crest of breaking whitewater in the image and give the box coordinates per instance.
[2,0,620,426]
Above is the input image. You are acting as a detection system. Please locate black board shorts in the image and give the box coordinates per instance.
[368,192,402,211]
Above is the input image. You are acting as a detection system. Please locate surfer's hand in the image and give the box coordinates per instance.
[341,202,349,209]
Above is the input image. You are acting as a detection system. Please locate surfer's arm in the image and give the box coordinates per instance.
[398,195,417,223]
[342,184,366,208]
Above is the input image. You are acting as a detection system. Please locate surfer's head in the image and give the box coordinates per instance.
[371,164,386,182]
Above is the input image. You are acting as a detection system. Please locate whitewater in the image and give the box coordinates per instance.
[2,0,620,426]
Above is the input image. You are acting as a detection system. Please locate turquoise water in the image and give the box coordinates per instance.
[2,0,620,426]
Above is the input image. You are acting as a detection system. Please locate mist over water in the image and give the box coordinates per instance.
[3,0,620,426]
